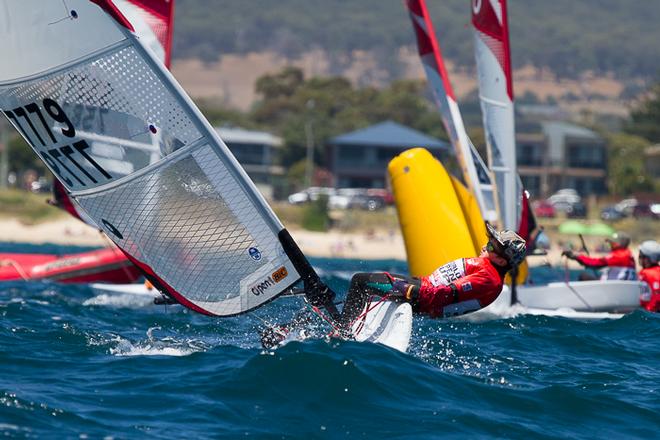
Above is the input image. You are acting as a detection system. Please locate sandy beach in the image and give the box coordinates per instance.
[0,217,407,258]
[0,217,591,269]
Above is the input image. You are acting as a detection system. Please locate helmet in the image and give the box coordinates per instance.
[485,223,527,267]
[606,231,631,249]
[639,240,660,264]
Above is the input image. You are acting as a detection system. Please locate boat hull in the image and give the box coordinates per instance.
[0,248,141,284]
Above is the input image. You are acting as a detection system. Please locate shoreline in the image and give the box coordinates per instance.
[0,217,593,269]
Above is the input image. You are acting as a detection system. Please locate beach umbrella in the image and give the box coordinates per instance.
[558,220,588,235]
[585,222,615,236]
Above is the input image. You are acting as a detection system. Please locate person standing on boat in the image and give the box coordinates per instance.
[339,224,526,325]
[561,231,637,281]
[638,240,660,312]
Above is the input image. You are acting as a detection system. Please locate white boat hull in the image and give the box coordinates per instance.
[516,280,645,313]
[472,280,646,320]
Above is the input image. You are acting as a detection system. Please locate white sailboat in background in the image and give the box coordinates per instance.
[469,0,647,316]
[404,0,498,223]
[398,0,647,316]
[0,0,412,351]
[471,0,521,232]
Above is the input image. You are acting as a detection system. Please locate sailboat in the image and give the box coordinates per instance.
[472,0,647,314]
[395,0,647,315]
[0,0,412,351]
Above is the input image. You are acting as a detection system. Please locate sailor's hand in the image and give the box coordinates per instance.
[561,250,575,260]
[389,279,409,297]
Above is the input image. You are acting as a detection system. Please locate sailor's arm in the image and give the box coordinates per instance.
[564,251,608,268]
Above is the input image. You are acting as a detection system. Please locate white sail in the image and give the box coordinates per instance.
[471,0,521,230]
[51,1,175,228]
[404,0,498,222]
[0,0,302,316]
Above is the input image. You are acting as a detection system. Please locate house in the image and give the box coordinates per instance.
[645,144,660,179]
[215,126,284,199]
[326,121,449,188]
[516,121,607,198]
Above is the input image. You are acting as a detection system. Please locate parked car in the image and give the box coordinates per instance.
[348,194,386,211]
[614,198,638,216]
[365,188,394,205]
[632,202,659,219]
[566,201,587,218]
[533,200,556,218]
[548,188,581,207]
[600,205,626,221]
[328,188,364,210]
[651,203,660,216]
[287,187,335,205]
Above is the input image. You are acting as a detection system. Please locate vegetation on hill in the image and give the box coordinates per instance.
[174,0,660,79]
[0,189,64,224]
[203,67,454,191]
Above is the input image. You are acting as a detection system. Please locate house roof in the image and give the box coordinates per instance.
[542,121,603,163]
[215,126,283,147]
[330,120,448,150]
[542,121,601,140]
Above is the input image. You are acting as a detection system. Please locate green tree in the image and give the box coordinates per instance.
[625,81,660,143]
[251,67,447,167]
[8,135,47,175]
[606,133,654,195]
[301,195,330,231]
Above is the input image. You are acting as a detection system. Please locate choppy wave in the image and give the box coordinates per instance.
[0,247,658,439]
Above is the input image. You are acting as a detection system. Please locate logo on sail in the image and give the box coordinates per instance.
[249,266,287,296]
[248,247,262,261]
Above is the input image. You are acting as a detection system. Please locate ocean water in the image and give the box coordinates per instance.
[0,243,658,439]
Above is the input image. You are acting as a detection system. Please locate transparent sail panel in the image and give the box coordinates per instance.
[76,144,297,316]
[0,46,201,192]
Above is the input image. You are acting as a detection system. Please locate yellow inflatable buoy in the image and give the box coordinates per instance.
[389,147,528,285]
[388,148,485,277]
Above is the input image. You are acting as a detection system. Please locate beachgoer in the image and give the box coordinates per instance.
[561,231,637,281]
[638,240,660,312]
[339,223,526,324]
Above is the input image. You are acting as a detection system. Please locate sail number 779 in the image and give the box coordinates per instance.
[3,98,112,188]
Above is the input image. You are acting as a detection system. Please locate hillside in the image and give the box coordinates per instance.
[173,0,660,80]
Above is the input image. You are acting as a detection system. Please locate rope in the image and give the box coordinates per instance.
[561,257,594,311]
[346,293,393,338]
[0,259,30,280]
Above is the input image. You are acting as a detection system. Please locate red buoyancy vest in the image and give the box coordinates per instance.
[639,265,660,312]
[575,248,636,269]
[417,257,504,317]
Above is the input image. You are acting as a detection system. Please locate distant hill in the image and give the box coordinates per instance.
[173,0,660,80]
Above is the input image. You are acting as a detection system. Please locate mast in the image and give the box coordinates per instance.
[404,0,498,223]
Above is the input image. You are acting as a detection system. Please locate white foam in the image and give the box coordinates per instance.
[108,328,206,357]
[83,293,155,308]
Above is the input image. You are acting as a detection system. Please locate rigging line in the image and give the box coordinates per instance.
[49,1,75,26]
[0,259,30,280]
[561,256,594,311]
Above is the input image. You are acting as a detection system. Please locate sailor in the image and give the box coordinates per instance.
[340,224,526,324]
[561,231,637,281]
[638,240,660,312]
